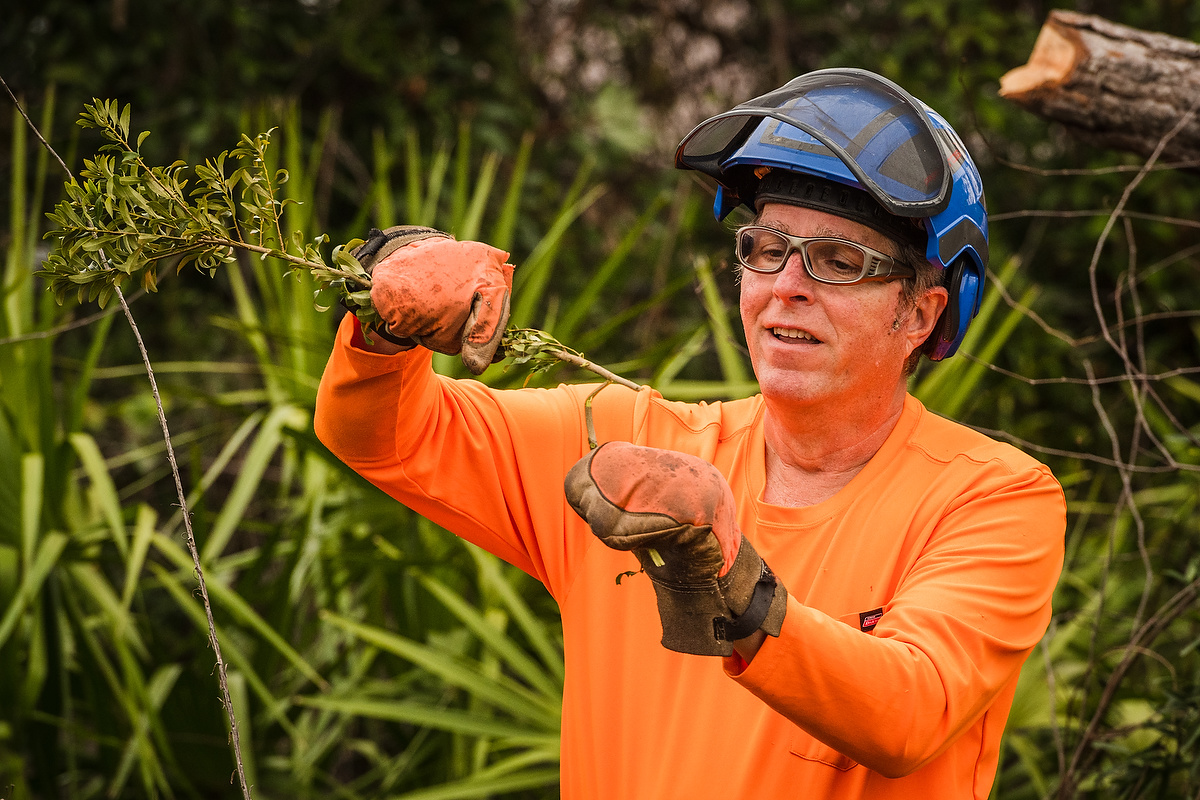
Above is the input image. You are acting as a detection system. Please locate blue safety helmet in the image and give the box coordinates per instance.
[675,68,988,361]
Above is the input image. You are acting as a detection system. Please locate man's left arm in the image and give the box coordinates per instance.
[727,464,1065,777]
[567,443,1065,778]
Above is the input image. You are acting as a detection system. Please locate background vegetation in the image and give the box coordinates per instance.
[1,0,1199,797]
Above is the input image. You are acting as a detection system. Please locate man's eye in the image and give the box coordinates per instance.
[808,242,865,278]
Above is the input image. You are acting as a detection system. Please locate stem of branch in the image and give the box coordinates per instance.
[231,240,370,286]
[115,286,253,800]
[545,346,642,391]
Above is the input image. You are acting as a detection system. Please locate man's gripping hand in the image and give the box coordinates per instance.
[564,442,787,656]
[352,226,514,375]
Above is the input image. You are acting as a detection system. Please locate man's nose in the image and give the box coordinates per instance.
[771,250,816,302]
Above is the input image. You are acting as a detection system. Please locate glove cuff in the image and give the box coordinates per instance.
[369,323,418,349]
[352,226,453,273]
[643,534,787,657]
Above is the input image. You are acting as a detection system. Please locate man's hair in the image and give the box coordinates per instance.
[893,239,943,377]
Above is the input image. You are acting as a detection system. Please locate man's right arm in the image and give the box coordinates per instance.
[315,311,649,593]
[314,312,433,469]
[315,226,514,467]
[315,230,654,592]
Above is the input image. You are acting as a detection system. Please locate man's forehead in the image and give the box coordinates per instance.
[757,203,900,255]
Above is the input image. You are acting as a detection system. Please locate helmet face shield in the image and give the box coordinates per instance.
[676,69,952,217]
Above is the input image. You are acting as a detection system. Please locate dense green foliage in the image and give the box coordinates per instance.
[2,1,1200,798]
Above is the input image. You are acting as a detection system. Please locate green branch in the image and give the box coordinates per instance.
[42,99,639,390]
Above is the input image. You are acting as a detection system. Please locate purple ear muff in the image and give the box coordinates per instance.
[923,256,982,361]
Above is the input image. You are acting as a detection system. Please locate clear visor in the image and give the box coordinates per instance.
[676,69,951,217]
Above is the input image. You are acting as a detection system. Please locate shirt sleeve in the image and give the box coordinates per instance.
[313,313,642,597]
[725,463,1065,779]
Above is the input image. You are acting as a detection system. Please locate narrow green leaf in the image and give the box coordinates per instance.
[321,611,556,724]
[450,119,472,234]
[489,131,534,254]
[404,128,422,222]
[0,532,68,651]
[418,143,452,227]
[652,323,709,391]
[419,572,561,699]
[201,404,308,562]
[152,533,329,691]
[694,255,750,384]
[67,562,149,659]
[295,695,558,741]
[147,559,299,737]
[20,453,43,571]
[226,671,257,791]
[458,151,499,243]
[121,504,158,610]
[510,183,606,330]
[467,546,565,683]
[555,191,670,343]
[163,410,266,537]
[389,764,559,800]
[372,126,395,227]
[70,432,129,557]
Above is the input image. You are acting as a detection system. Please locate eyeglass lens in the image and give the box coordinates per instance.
[737,228,870,282]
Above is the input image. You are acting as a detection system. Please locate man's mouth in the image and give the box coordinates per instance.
[772,327,821,343]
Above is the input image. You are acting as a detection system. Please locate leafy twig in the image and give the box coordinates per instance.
[5,90,256,799]
[41,99,641,389]
[503,328,640,390]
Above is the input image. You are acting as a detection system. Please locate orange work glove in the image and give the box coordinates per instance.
[352,226,514,375]
[564,442,787,656]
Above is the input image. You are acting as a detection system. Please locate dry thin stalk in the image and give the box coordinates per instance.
[1048,95,1200,800]
[116,286,252,799]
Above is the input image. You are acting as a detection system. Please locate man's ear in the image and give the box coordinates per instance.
[903,286,949,357]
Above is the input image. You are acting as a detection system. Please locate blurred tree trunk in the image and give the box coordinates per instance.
[999,10,1200,162]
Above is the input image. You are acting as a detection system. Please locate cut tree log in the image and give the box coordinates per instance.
[999,10,1200,162]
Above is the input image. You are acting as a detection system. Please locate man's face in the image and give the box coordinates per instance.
[738,203,936,411]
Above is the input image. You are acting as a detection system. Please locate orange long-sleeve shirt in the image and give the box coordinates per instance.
[315,315,1065,799]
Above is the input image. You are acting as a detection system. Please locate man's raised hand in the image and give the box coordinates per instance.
[352,226,514,374]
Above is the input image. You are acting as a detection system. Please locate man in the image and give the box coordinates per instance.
[315,68,1065,798]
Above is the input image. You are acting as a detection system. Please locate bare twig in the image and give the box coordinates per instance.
[116,287,252,798]
[0,288,146,344]
[992,208,1200,231]
[995,155,1200,176]
[0,75,71,177]
[1050,93,1200,800]
[986,265,1081,347]
[959,353,1200,387]
[1058,574,1200,797]
[963,422,1200,474]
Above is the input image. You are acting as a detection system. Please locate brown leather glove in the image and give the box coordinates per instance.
[564,442,787,656]
[352,226,514,375]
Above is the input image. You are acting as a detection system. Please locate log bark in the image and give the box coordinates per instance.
[999,11,1200,162]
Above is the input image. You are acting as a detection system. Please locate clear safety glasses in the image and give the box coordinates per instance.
[735,226,915,284]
